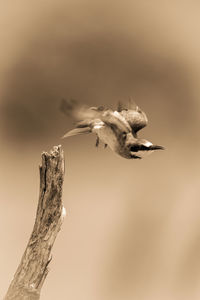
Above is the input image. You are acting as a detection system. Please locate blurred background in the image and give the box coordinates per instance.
[0,1,200,299]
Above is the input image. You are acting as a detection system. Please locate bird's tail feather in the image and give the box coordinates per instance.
[62,127,91,139]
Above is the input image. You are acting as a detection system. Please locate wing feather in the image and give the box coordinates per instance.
[101,110,131,133]
[118,102,148,133]
[61,99,147,138]
[62,127,91,138]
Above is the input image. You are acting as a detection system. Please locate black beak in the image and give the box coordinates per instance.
[148,145,165,151]
[129,144,165,152]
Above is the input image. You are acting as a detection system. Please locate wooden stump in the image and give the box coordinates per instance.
[4,145,65,300]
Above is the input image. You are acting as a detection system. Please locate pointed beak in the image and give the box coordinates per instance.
[148,145,165,151]
[129,144,165,152]
[128,143,165,159]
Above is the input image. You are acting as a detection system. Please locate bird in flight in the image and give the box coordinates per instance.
[61,99,164,159]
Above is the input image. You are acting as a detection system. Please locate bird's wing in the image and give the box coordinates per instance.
[61,99,131,136]
[118,100,148,133]
[60,99,108,122]
[63,110,131,138]
[61,99,107,138]
[62,127,91,138]
[101,110,131,133]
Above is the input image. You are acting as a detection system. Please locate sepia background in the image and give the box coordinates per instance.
[0,1,200,299]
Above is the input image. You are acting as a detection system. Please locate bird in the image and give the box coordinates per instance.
[60,99,164,159]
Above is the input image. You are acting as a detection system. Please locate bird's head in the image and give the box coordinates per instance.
[117,134,164,159]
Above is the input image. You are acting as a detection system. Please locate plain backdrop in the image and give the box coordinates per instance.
[0,1,200,299]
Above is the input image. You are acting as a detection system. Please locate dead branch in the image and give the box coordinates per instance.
[4,145,65,300]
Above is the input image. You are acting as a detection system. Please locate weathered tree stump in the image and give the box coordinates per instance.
[4,145,65,300]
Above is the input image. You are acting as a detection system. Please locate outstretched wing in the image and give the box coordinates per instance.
[118,100,148,134]
[60,99,96,138]
[61,99,131,138]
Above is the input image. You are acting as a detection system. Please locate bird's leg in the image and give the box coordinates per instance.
[95,136,100,147]
[104,144,108,148]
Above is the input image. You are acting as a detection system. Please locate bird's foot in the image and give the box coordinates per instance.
[95,137,100,147]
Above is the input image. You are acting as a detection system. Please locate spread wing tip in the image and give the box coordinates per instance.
[61,127,91,139]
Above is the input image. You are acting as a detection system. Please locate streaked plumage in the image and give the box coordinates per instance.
[61,99,164,159]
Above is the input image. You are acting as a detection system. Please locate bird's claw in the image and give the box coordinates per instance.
[95,136,100,147]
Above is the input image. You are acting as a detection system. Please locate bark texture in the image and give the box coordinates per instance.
[4,145,65,300]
